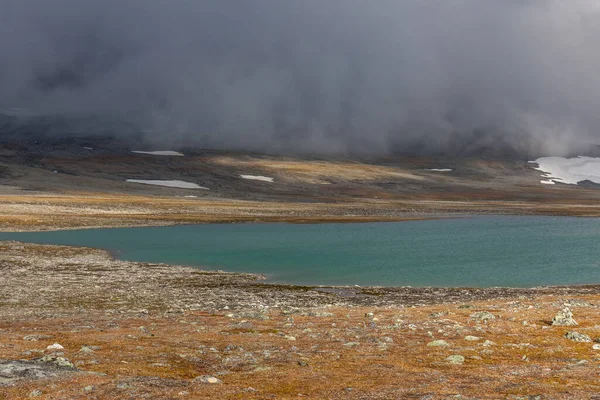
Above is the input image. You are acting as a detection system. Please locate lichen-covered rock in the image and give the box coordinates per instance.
[38,354,76,369]
[0,357,77,386]
[470,311,495,322]
[552,307,577,326]
[427,340,450,347]
[565,331,592,343]
[446,355,465,364]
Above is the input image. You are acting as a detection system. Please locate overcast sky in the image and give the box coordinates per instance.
[2,1,600,155]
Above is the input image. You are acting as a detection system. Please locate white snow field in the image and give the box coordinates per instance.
[132,151,184,156]
[239,175,275,182]
[126,180,208,189]
[424,168,453,172]
[531,156,600,185]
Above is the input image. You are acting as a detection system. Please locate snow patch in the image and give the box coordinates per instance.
[531,156,600,185]
[126,179,208,189]
[424,168,453,172]
[132,150,184,156]
[83,147,93,150]
[240,175,274,182]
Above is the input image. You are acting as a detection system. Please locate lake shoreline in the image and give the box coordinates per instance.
[3,215,600,288]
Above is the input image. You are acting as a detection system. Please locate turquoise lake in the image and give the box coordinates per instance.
[1,216,599,287]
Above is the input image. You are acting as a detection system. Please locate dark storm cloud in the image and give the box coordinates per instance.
[2,0,600,155]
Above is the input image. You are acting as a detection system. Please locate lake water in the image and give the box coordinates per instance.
[1,216,599,287]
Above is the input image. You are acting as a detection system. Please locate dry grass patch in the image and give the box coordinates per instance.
[209,156,426,184]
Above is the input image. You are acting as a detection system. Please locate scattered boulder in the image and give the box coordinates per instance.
[29,390,42,398]
[482,340,496,347]
[38,354,76,369]
[552,307,577,326]
[193,375,222,384]
[446,355,465,365]
[592,344,600,350]
[565,331,592,343]
[23,335,53,341]
[46,343,64,351]
[470,312,495,322]
[79,346,101,354]
[464,336,480,341]
[343,342,360,348]
[427,340,450,348]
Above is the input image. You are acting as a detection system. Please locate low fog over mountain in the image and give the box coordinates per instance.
[2,0,600,156]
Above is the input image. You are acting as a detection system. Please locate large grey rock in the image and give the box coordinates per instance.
[0,357,77,385]
[552,307,578,326]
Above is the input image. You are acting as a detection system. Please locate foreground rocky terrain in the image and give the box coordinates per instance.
[2,242,600,399]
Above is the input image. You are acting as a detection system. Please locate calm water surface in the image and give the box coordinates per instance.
[1,216,599,287]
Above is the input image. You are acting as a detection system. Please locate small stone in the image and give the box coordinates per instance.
[365,312,374,318]
[194,375,222,384]
[343,342,360,348]
[116,383,133,390]
[592,344,600,350]
[446,355,465,365]
[284,335,296,341]
[46,343,64,351]
[297,360,309,367]
[464,336,480,341]
[565,331,592,343]
[427,340,450,347]
[83,386,94,392]
[482,340,496,347]
[29,390,42,398]
[552,307,578,326]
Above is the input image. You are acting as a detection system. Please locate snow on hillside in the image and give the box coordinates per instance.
[126,179,208,189]
[132,151,184,156]
[239,175,274,182]
[531,156,600,185]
